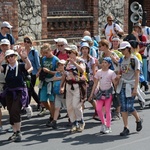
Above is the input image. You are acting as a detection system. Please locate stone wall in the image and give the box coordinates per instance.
[98,0,125,36]
[18,0,42,41]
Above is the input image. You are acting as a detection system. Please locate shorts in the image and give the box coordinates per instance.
[40,84,54,102]
[55,94,66,108]
[120,88,135,113]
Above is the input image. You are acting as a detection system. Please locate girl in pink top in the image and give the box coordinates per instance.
[88,57,118,134]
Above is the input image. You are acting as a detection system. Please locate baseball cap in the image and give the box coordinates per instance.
[81,36,92,42]
[118,41,131,50]
[133,23,142,29]
[0,39,10,45]
[80,42,90,48]
[57,59,66,65]
[1,21,13,29]
[54,38,68,45]
[5,49,18,57]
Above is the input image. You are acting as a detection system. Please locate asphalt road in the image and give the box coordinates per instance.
[0,90,150,150]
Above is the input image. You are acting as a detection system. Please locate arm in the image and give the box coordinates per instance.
[60,74,66,94]
[132,69,140,96]
[88,77,99,101]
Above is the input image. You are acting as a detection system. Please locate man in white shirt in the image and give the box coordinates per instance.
[102,15,124,45]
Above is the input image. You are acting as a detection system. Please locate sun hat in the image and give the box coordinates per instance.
[54,38,68,45]
[81,36,93,42]
[1,21,13,29]
[80,42,90,48]
[57,59,66,65]
[5,49,18,57]
[118,41,131,50]
[65,45,78,53]
[0,39,10,45]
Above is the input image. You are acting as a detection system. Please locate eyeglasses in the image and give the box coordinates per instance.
[58,44,64,47]
[6,54,15,59]
[24,40,31,44]
[108,20,113,22]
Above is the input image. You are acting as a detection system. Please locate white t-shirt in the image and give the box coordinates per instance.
[105,23,123,43]
[144,47,150,72]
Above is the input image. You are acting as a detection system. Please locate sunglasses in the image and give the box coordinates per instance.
[24,40,31,44]
[67,51,72,54]
[108,20,113,22]
[58,44,64,47]
[6,54,15,59]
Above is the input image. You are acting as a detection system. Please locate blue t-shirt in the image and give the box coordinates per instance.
[0,33,15,45]
[28,48,41,75]
[41,56,59,79]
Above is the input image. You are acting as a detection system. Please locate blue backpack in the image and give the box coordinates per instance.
[53,72,62,95]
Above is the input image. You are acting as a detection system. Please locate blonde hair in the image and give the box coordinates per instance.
[41,43,52,52]
[99,39,109,48]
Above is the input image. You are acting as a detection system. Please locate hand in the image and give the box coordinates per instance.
[88,95,93,102]
[43,67,50,73]
[60,87,64,94]
[132,88,137,97]
[17,47,28,59]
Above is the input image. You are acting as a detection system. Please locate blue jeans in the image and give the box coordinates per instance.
[119,88,135,113]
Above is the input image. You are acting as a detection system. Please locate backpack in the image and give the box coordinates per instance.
[104,23,122,38]
[119,56,135,70]
[53,72,62,95]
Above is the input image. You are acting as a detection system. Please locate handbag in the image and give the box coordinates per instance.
[39,69,47,81]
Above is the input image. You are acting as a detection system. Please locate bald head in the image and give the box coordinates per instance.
[83,30,91,37]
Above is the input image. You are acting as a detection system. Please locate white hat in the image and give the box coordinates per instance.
[0,39,10,45]
[57,59,66,65]
[118,41,131,50]
[81,36,92,42]
[5,49,18,57]
[1,21,13,29]
[81,42,90,48]
[54,38,68,45]
[65,45,78,51]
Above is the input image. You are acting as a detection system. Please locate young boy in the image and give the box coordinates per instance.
[48,59,66,129]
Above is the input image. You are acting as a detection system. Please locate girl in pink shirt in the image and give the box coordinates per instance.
[88,57,118,134]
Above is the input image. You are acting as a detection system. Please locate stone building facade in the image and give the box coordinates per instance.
[0,0,150,43]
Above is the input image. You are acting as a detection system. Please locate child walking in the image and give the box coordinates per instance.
[88,57,118,134]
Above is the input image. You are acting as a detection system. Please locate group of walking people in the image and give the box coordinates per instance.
[1,16,150,142]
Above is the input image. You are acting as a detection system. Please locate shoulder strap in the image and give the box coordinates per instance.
[32,50,35,56]
[104,23,108,29]
[147,27,150,35]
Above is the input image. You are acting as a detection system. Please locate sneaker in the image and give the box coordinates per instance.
[50,120,57,129]
[14,131,22,142]
[46,117,53,127]
[100,124,106,133]
[8,132,17,141]
[120,127,130,136]
[25,105,33,119]
[138,100,145,110]
[77,122,85,132]
[38,108,46,117]
[136,119,143,132]
[112,112,121,121]
[70,125,77,133]
[104,127,112,134]
[37,104,41,111]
